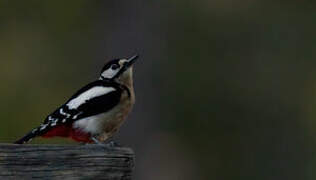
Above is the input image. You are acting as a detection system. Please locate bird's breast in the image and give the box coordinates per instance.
[73,90,135,136]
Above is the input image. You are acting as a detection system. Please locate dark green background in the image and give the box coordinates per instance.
[0,1,315,179]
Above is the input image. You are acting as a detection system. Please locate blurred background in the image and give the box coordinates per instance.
[0,0,316,179]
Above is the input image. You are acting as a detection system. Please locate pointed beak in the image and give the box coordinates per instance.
[125,54,139,68]
[110,54,139,80]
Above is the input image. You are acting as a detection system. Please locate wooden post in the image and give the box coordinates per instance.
[0,144,134,180]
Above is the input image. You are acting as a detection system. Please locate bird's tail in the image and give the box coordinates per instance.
[14,128,39,144]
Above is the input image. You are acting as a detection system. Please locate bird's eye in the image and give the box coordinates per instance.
[111,64,120,70]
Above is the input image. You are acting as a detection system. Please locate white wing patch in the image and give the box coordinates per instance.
[67,86,116,110]
[60,108,68,116]
[40,124,48,131]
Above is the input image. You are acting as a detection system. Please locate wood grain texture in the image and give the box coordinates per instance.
[0,144,134,180]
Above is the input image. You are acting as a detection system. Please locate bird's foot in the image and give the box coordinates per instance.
[91,137,121,148]
[106,140,121,147]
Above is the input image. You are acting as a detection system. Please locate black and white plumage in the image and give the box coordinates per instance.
[15,55,138,144]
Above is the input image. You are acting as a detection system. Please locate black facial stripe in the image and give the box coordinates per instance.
[112,66,127,79]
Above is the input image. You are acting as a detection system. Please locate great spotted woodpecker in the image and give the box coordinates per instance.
[14,55,138,144]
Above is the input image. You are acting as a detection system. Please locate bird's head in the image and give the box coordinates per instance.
[100,54,138,84]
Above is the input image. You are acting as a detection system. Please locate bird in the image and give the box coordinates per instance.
[14,55,138,144]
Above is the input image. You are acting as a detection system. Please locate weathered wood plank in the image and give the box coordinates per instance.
[0,144,134,180]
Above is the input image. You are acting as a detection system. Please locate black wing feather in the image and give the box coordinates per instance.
[75,90,122,119]
[14,80,123,144]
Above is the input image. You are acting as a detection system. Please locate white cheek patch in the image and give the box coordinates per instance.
[101,69,119,79]
[67,86,116,109]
